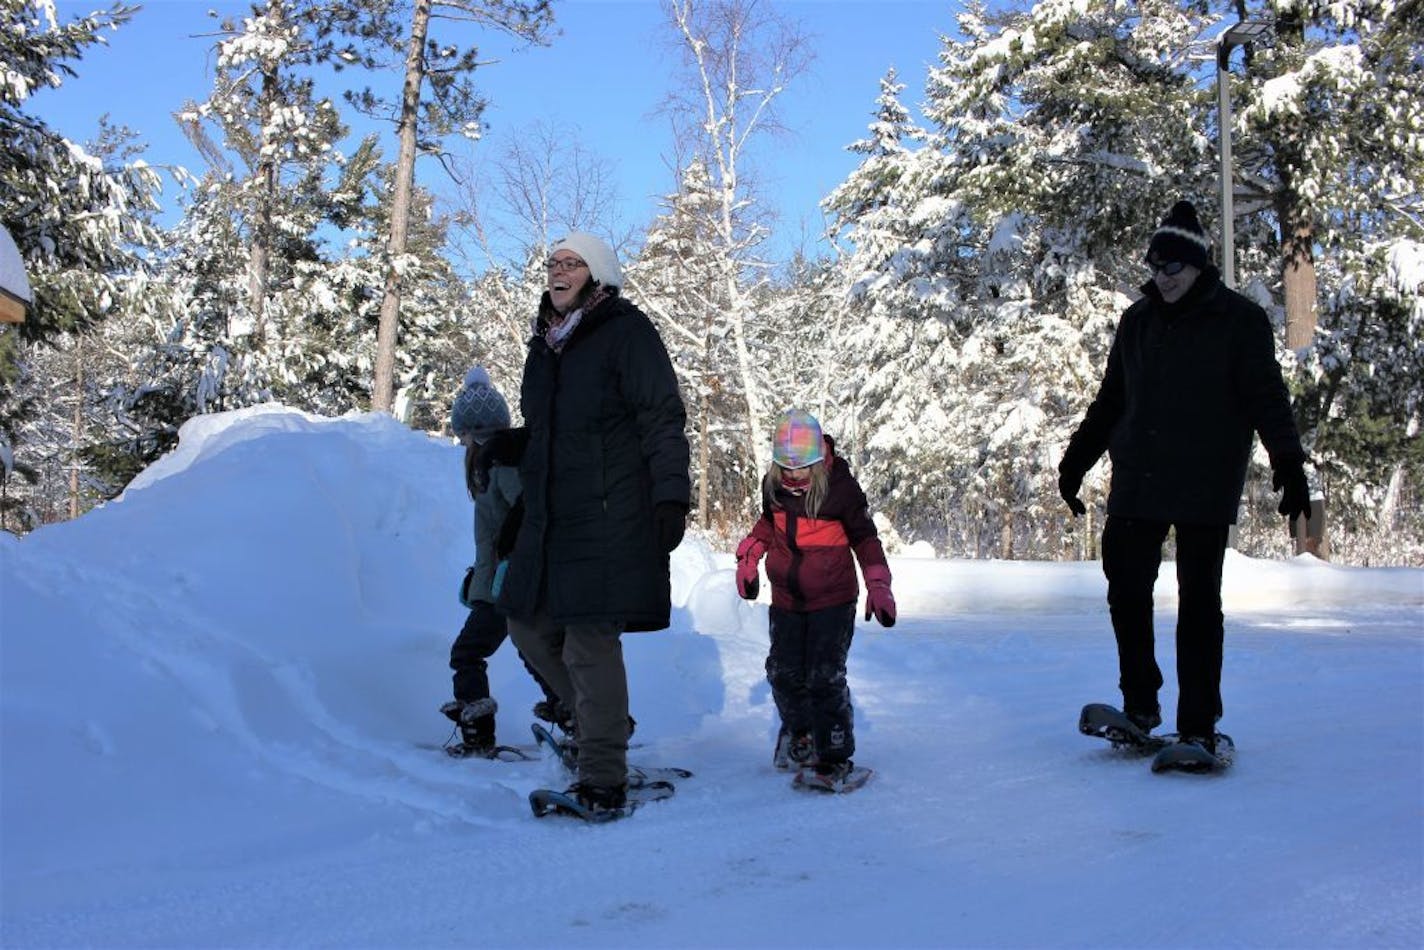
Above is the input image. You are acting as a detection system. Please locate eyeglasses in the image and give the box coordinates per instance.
[545,257,588,274]
[1147,260,1187,277]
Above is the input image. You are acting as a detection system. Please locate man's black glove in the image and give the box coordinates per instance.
[654,501,688,553]
[1058,470,1087,517]
[1273,461,1311,522]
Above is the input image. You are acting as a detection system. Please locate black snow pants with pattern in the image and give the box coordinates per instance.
[766,603,856,764]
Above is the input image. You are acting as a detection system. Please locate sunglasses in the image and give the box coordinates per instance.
[1147,260,1187,277]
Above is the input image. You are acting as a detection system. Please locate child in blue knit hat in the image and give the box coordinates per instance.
[734,409,896,793]
[440,367,564,756]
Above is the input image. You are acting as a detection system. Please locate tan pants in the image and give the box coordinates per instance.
[508,611,629,788]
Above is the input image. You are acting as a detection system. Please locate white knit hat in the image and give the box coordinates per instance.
[550,232,623,289]
[450,367,510,441]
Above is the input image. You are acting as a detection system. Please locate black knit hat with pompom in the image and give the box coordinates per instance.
[1147,200,1211,269]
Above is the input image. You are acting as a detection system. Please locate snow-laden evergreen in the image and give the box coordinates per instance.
[0,1,166,530]
[1231,1,1424,554]
[630,159,757,528]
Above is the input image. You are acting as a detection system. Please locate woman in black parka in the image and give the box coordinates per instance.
[478,231,690,815]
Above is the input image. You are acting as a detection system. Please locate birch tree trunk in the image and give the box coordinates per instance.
[663,0,809,479]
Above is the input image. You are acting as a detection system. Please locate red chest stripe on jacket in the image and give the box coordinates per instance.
[772,511,849,548]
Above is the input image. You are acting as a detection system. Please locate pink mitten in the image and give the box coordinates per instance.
[735,536,766,600]
[862,563,897,628]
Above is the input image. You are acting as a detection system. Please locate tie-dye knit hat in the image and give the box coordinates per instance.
[772,410,824,469]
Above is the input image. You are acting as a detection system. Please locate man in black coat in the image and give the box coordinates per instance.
[478,231,690,815]
[1058,200,1311,755]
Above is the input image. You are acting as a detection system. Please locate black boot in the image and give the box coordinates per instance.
[1125,705,1162,734]
[441,698,498,754]
[570,781,628,816]
[773,725,816,771]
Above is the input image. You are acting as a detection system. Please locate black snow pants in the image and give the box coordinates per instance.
[766,603,856,764]
[1101,515,1230,739]
[450,601,557,726]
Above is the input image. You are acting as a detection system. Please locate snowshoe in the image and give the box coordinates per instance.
[529,781,675,823]
[791,760,873,794]
[1079,702,1172,755]
[1151,733,1235,774]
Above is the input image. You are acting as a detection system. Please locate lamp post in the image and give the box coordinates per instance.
[1216,19,1271,289]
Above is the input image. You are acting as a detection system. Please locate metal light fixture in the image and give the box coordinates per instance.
[1216,19,1272,289]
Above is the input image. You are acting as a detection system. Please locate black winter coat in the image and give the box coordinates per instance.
[1061,266,1304,525]
[497,294,690,631]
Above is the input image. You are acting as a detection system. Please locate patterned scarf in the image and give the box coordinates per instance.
[543,285,613,353]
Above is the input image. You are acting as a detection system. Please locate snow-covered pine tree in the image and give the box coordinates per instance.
[920,0,1215,558]
[93,0,381,481]
[0,1,165,532]
[821,68,970,547]
[1228,0,1424,559]
[824,1,1294,557]
[312,0,554,412]
[629,158,754,530]
[175,0,353,347]
[373,172,475,429]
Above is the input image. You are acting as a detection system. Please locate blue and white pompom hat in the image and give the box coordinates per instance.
[449,367,511,442]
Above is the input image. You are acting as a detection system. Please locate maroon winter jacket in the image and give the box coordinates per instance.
[745,439,888,612]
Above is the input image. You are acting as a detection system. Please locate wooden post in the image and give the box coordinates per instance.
[1290,497,1327,559]
[0,289,26,323]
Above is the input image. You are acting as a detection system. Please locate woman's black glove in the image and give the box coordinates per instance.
[654,501,688,553]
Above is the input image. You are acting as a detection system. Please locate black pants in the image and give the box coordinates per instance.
[450,600,556,712]
[766,603,856,764]
[1101,516,1229,738]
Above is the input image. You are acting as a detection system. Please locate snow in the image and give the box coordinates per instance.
[3,407,1421,948]
[1386,240,1424,297]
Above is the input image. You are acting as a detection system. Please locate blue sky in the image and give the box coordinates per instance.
[37,0,955,264]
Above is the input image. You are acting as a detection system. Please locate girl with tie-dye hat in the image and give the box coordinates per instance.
[734,409,895,793]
